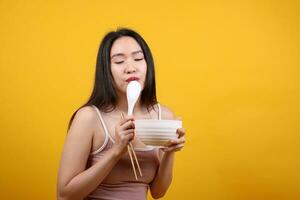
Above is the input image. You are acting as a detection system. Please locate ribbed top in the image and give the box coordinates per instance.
[84,104,162,200]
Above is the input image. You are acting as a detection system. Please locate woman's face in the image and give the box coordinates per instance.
[110,36,147,96]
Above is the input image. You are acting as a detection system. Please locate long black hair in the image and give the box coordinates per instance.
[67,28,157,130]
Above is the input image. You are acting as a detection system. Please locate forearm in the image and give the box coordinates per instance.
[58,147,121,200]
[150,151,175,199]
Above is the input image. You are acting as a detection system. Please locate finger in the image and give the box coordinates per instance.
[176,128,185,135]
[124,132,135,142]
[165,139,185,149]
[176,128,185,137]
[176,143,184,148]
[168,137,185,145]
[162,143,184,152]
[119,115,135,126]
[121,129,135,136]
[115,128,134,138]
[118,131,134,141]
[120,120,135,130]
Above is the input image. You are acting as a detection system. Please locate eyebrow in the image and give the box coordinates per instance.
[111,50,143,59]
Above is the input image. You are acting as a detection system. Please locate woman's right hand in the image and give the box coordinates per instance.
[112,115,135,157]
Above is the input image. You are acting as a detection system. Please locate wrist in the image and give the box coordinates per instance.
[162,150,175,159]
[111,145,123,159]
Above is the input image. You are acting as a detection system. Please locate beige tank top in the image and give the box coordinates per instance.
[85,104,162,200]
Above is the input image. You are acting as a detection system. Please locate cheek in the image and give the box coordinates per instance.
[140,64,148,88]
[140,62,147,76]
[111,66,121,79]
[110,69,124,89]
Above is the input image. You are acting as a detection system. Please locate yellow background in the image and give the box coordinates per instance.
[0,0,299,199]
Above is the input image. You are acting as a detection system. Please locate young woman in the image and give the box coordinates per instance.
[57,28,186,200]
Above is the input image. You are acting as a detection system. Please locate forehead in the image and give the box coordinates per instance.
[110,36,142,55]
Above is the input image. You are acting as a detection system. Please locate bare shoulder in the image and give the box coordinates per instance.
[68,105,98,137]
[74,105,97,122]
[159,104,175,120]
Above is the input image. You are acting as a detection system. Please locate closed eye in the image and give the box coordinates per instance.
[115,61,124,64]
[134,58,144,61]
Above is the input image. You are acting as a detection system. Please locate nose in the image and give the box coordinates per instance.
[125,61,136,74]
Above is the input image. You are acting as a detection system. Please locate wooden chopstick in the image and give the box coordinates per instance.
[129,142,143,177]
[127,145,138,180]
[120,112,142,179]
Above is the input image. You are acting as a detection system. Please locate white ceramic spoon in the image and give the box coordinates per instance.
[126,80,142,115]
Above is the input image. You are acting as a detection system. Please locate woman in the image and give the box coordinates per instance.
[57,28,186,200]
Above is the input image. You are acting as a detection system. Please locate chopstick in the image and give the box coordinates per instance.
[127,144,138,180]
[120,112,142,180]
[129,142,142,177]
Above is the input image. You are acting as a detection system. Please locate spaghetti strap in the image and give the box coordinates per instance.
[90,105,110,155]
[157,103,162,120]
[92,105,115,142]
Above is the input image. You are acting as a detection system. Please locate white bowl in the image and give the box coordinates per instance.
[135,119,182,147]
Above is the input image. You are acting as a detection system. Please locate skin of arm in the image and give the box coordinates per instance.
[57,106,134,200]
[149,105,186,199]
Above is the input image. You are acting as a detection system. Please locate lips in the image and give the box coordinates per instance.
[126,77,140,82]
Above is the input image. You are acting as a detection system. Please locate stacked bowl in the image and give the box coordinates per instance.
[134,119,182,148]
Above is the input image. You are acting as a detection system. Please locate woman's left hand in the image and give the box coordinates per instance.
[162,127,186,152]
